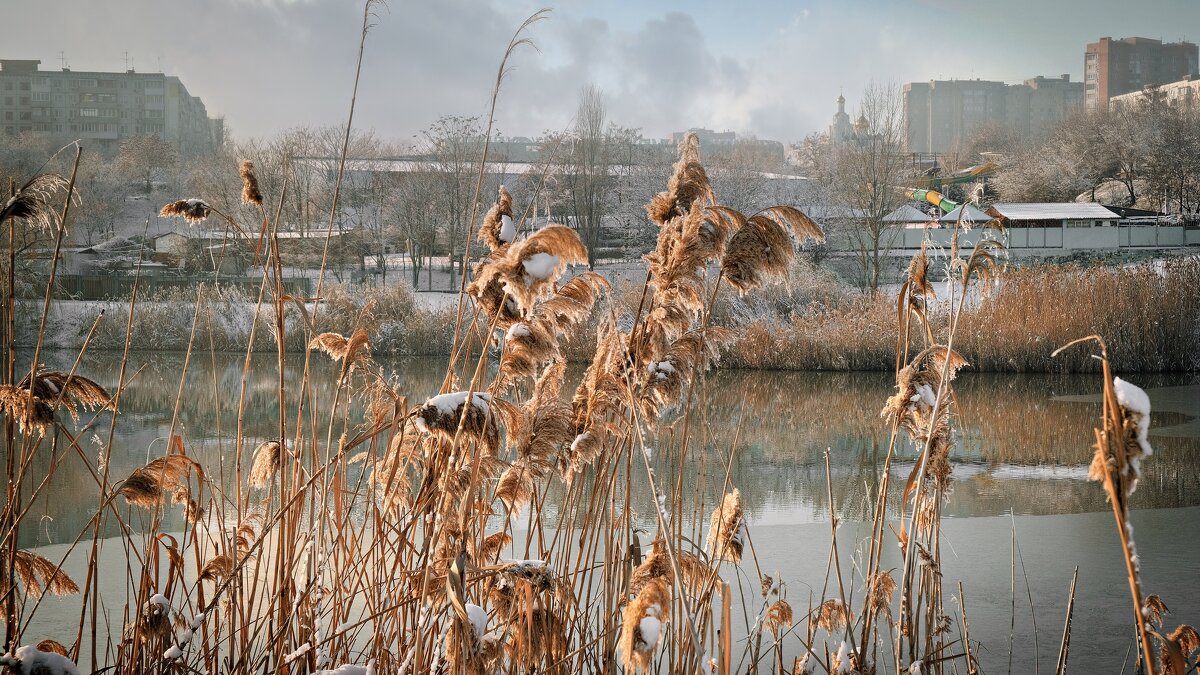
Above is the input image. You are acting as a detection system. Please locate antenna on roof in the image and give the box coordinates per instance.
[58,51,67,71]
[124,51,135,73]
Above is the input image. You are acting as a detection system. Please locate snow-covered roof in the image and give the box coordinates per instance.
[939,204,993,223]
[883,204,934,223]
[989,203,1119,221]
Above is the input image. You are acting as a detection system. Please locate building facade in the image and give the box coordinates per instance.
[902,76,1082,154]
[0,59,222,157]
[1084,37,1199,110]
[1110,76,1200,111]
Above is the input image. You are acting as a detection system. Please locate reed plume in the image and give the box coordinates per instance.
[705,489,746,563]
[10,550,79,597]
[479,184,516,250]
[309,329,372,376]
[248,440,283,489]
[19,368,114,422]
[118,455,205,509]
[239,160,263,206]
[158,199,211,223]
[817,598,852,633]
[0,368,113,435]
[619,577,670,672]
[0,173,71,231]
[765,599,794,633]
[0,384,55,436]
[720,208,818,295]
[646,133,713,225]
[470,224,588,315]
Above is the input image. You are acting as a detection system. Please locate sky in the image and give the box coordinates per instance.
[4,0,1199,144]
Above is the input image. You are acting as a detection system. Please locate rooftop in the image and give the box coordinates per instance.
[988,203,1119,220]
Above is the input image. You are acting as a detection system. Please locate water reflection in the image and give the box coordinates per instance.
[7,350,1199,549]
[7,351,1197,674]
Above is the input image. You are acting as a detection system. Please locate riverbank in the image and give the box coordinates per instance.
[16,256,1200,373]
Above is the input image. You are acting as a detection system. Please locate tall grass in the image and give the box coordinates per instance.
[723,258,1200,373]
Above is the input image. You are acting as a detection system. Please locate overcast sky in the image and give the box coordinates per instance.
[5,0,1198,144]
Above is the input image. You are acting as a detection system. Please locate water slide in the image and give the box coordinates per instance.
[903,161,997,213]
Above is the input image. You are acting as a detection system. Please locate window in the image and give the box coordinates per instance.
[32,92,48,102]
[3,112,10,121]
[80,108,99,117]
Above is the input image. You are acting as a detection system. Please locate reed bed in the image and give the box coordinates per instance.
[30,257,1198,375]
[0,10,1197,675]
[722,257,1200,373]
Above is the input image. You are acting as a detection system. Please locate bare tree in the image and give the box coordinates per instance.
[421,115,489,289]
[814,83,909,291]
[116,134,177,193]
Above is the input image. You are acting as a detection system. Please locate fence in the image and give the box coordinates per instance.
[892,224,1200,252]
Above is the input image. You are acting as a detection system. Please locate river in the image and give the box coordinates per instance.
[7,350,1199,673]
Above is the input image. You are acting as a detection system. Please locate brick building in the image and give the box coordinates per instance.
[1084,37,1199,110]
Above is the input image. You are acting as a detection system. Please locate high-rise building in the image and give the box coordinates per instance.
[902,76,1082,155]
[1084,37,1199,110]
[0,58,222,157]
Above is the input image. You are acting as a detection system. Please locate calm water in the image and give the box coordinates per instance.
[8,350,1200,673]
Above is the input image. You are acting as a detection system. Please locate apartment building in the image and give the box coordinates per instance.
[902,76,1083,154]
[1110,76,1200,111]
[1084,37,1199,110]
[0,58,222,157]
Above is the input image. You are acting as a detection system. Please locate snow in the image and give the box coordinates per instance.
[284,644,312,663]
[1113,377,1152,455]
[466,603,488,642]
[416,391,493,432]
[149,593,170,608]
[424,391,491,417]
[163,646,183,660]
[506,323,531,340]
[316,663,375,675]
[498,558,548,569]
[522,252,560,281]
[570,432,592,453]
[908,662,926,674]
[915,383,937,408]
[647,361,676,381]
[796,653,815,674]
[190,613,206,630]
[177,629,194,645]
[499,215,517,243]
[0,646,82,675]
[833,641,851,673]
[638,614,663,649]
